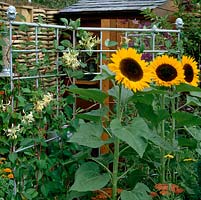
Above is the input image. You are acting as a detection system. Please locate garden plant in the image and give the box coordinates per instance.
[0,6,201,200]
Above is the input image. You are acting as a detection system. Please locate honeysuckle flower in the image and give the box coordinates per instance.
[34,100,44,112]
[79,32,100,51]
[120,36,131,46]
[34,93,53,112]
[5,124,20,139]
[22,111,35,124]
[62,49,80,70]
[43,92,53,106]
[0,100,11,112]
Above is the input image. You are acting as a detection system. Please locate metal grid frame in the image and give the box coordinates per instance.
[0,7,183,196]
[1,18,182,147]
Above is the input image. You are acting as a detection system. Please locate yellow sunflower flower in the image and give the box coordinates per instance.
[181,55,199,86]
[149,55,184,87]
[108,48,152,92]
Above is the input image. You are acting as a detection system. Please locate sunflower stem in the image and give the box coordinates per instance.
[112,85,122,200]
[170,88,176,183]
[160,94,166,183]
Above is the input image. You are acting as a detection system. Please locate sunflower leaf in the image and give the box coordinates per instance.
[121,183,152,200]
[110,117,149,157]
[70,162,110,192]
[69,122,108,148]
[68,87,107,104]
[175,83,201,92]
[108,85,133,104]
[173,112,201,127]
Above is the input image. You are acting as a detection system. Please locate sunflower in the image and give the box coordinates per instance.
[149,55,184,87]
[181,55,199,86]
[108,48,152,92]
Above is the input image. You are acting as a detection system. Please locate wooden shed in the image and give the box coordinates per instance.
[58,0,177,28]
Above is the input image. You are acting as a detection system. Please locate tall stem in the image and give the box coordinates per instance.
[160,94,166,183]
[112,85,121,200]
[170,89,176,182]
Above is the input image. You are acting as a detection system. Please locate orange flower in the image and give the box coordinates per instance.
[150,191,158,198]
[91,188,123,200]
[7,173,14,179]
[3,168,12,173]
[154,183,184,196]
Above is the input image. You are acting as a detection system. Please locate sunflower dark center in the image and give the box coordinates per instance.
[120,58,143,81]
[183,64,193,82]
[156,64,177,81]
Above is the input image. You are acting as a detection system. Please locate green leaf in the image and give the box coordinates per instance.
[41,184,49,197]
[185,126,201,141]
[121,183,152,200]
[77,107,108,122]
[9,153,17,163]
[190,91,201,98]
[0,148,9,154]
[110,117,150,157]
[173,112,201,127]
[66,191,87,200]
[68,87,107,104]
[175,83,201,92]
[104,39,118,47]
[21,88,32,93]
[69,122,106,148]
[93,65,114,81]
[70,162,110,192]
[61,39,72,48]
[130,93,154,105]
[135,103,169,127]
[36,160,47,170]
[23,188,38,199]
[108,86,133,104]
[186,96,201,106]
[69,19,80,29]
[16,96,26,107]
[60,18,68,25]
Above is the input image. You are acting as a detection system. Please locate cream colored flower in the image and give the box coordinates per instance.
[0,100,11,112]
[6,124,20,139]
[43,92,53,106]
[34,100,45,112]
[62,49,80,70]
[79,32,100,51]
[120,36,131,46]
[34,93,53,112]
[22,111,35,124]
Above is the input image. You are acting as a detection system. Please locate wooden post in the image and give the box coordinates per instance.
[100,19,117,154]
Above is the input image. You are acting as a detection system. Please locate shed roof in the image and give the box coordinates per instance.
[59,0,167,14]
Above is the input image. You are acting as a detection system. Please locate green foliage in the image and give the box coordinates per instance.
[3,0,77,9]
[1,6,201,200]
[70,162,110,192]
[121,183,152,200]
